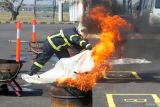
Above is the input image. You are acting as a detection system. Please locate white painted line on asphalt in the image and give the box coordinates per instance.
[22,88,34,91]
[153,76,160,79]
[108,58,152,65]
[21,83,32,87]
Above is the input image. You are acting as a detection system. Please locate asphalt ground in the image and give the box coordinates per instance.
[93,37,160,107]
[0,24,160,107]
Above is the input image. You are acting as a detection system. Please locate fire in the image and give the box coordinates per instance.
[57,6,130,91]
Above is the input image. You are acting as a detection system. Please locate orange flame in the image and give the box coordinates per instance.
[57,6,130,92]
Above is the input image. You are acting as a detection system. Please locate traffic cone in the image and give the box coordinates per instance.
[32,19,37,43]
[16,20,21,62]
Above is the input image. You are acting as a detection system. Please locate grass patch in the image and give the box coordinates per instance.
[0,11,69,23]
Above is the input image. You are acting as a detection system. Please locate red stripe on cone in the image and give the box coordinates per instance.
[32,32,37,43]
[16,38,21,62]
[33,19,36,25]
[17,20,21,29]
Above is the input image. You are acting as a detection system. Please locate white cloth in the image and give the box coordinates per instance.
[21,50,94,84]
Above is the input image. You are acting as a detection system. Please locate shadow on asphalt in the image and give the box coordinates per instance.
[0,89,43,97]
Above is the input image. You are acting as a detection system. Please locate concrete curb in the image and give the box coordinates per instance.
[0,21,77,24]
[0,21,10,24]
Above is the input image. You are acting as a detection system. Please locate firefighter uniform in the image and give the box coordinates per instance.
[30,27,92,75]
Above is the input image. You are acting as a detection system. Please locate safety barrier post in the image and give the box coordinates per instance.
[32,19,37,43]
[16,20,21,62]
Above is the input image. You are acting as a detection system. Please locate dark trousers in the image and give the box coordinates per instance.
[30,39,70,74]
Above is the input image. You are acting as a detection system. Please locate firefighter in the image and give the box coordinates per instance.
[29,27,92,76]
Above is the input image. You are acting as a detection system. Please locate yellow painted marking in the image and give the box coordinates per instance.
[104,71,141,80]
[106,94,116,107]
[131,71,142,79]
[152,94,160,107]
[106,94,160,107]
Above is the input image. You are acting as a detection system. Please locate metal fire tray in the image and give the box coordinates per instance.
[0,59,24,96]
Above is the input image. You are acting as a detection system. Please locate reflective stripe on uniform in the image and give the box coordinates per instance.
[47,36,60,51]
[59,30,71,47]
[47,30,71,51]
[34,62,43,68]
[80,40,86,46]
[86,44,91,48]
[69,34,79,41]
